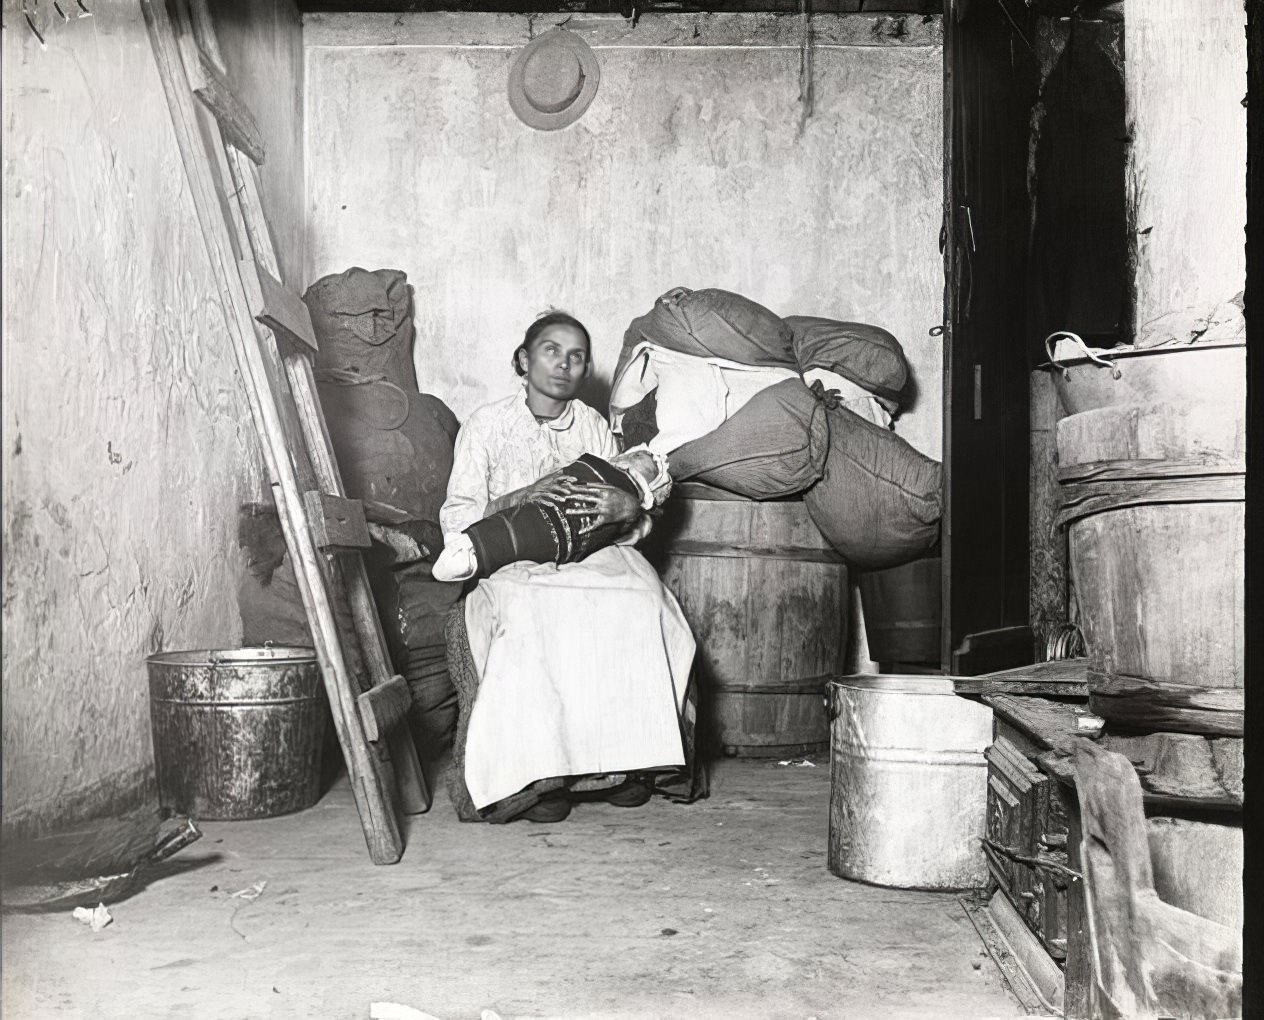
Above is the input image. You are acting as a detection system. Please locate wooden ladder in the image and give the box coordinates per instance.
[141,0,429,864]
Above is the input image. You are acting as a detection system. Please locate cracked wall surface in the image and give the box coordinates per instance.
[304,12,945,459]
[1,1,298,835]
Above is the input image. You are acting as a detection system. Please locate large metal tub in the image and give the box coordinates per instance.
[828,675,992,890]
[147,647,328,820]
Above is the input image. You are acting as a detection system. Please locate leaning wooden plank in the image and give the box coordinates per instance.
[1072,739,1241,1019]
[227,152,287,289]
[358,676,411,744]
[302,491,371,552]
[141,0,403,864]
[171,14,265,164]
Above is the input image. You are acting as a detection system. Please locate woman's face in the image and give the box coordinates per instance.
[519,324,590,402]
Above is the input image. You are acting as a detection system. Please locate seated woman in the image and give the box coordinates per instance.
[440,311,700,823]
[433,446,670,582]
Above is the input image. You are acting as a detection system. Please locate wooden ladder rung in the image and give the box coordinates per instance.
[358,675,412,744]
[303,491,372,551]
[248,261,318,351]
[174,18,265,164]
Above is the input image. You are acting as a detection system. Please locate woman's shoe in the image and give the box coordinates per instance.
[519,795,573,823]
[606,778,652,808]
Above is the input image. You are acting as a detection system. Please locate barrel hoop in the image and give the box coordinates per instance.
[711,680,833,696]
[664,540,845,564]
[150,697,323,707]
[1087,670,1243,709]
[1057,457,1245,485]
[1055,473,1244,529]
[833,744,986,767]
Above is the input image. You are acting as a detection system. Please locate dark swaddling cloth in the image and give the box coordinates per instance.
[464,454,640,581]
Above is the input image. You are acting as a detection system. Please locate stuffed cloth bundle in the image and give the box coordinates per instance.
[668,378,830,499]
[786,315,910,412]
[303,267,459,525]
[618,286,796,372]
[303,267,419,387]
[805,401,942,570]
[316,377,458,524]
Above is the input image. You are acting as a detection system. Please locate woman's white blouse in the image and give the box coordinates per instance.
[439,387,619,537]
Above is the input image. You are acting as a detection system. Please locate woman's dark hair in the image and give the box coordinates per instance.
[512,311,592,376]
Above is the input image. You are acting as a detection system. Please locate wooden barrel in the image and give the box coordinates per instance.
[644,489,848,757]
[1055,353,1245,737]
[856,556,942,667]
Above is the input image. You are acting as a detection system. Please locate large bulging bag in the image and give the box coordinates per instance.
[318,380,458,524]
[303,267,418,388]
[615,287,796,383]
[667,378,829,500]
[805,403,942,570]
[787,315,909,410]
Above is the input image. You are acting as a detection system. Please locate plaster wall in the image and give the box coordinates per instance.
[304,12,945,459]
[1,1,299,835]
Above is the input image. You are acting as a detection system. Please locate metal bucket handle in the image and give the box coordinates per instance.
[206,641,274,667]
[1044,331,1122,382]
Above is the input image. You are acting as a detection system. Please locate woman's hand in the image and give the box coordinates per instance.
[525,472,582,503]
[564,483,641,534]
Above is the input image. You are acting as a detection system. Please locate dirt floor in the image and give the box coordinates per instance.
[3,757,1023,1020]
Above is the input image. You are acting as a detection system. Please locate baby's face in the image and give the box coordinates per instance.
[618,450,658,483]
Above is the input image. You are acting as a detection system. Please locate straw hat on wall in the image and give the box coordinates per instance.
[507,28,601,131]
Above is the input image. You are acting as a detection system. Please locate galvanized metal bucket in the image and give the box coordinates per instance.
[146,647,328,821]
[827,675,992,891]
[1041,338,1244,417]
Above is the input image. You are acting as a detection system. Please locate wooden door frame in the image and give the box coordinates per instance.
[940,0,1039,674]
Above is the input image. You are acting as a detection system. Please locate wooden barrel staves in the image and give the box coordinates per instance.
[643,490,848,757]
[1051,343,1246,737]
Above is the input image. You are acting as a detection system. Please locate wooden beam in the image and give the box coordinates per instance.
[247,261,318,351]
[358,675,412,744]
[173,17,266,165]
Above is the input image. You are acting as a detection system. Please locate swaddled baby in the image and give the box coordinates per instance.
[433,447,672,583]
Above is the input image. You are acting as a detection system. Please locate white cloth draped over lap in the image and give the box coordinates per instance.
[462,546,695,810]
[437,384,696,812]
